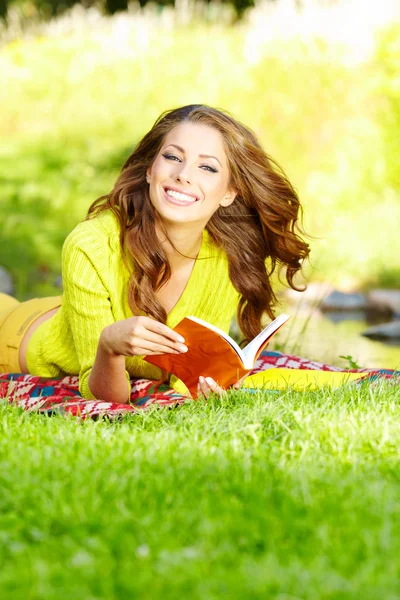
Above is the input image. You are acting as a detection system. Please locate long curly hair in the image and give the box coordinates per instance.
[86,104,310,341]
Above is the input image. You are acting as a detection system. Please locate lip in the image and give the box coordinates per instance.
[162,185,200,202]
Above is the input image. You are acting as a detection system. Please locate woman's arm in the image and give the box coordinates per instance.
[89,317,187,404]
[62,231,121,400]
[88,337,129,404]
[62,226,186,403]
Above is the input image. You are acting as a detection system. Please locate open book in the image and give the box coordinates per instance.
[144,313,291,397]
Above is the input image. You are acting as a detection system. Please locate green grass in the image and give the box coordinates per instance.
[1,382,400,599]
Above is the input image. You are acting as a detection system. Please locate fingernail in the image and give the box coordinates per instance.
[199,376,204,383]
[205,377,215,387]
[176,335,185,343]
[179,344,188,352]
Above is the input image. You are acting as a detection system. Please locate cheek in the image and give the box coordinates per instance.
[205,178,229,202]
[149,158,166,182]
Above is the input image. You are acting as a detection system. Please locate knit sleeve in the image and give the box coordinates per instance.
[61,228,131,401]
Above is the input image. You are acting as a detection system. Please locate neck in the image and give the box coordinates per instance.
[156,221,204,268]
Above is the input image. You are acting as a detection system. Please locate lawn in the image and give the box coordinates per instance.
[1,382,400,599]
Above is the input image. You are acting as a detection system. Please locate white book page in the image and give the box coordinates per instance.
[241,313,291,368]
[187,316,245,362]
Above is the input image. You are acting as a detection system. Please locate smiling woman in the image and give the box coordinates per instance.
[146,123,237,229]
[0,104,310,403]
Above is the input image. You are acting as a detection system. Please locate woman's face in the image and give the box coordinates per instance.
[146,122,236,227]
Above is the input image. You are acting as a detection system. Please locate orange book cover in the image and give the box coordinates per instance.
[144,314,290,397]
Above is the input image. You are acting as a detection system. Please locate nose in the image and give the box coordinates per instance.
[174,164,192,184]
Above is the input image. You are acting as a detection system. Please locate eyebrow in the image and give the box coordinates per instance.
[164,144,223,167]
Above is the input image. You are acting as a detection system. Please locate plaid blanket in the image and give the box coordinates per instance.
[0,350,398,419]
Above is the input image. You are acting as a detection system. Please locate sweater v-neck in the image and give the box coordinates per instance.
[166,229,212,325]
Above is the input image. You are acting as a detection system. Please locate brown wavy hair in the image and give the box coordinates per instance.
[86,104,310,341]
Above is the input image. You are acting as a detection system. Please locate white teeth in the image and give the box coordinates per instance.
[166,189,197,203]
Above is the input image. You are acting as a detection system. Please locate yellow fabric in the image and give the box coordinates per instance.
[244,368,366,391]
[0,292,20,326]
[0,294,62,373]
[27,209,240,400]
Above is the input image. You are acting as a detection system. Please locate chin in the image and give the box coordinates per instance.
[157,212,198,226]
[152,202,197,224]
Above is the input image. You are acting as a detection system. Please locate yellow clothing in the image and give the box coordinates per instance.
[0,294,62,374]
[27,209,240,399]
[244,369,366,390]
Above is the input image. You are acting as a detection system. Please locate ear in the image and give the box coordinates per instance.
[146,167,151,184]
[219,189,237,208]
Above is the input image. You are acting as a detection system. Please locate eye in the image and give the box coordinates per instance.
[200,164,218,173]
[162,153,181,162]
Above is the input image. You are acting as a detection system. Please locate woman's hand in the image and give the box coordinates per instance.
[100,316,188,357]
[196,375,247,399]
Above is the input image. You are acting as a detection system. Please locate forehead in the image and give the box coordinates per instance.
[162,122,227,163]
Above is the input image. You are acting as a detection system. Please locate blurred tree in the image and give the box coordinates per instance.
[5,0,141,16]
[105,0,128,12]
[0,0,8,20]
[2,0,256,23]
[6,0,79,18]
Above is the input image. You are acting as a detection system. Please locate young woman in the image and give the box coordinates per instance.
[0,104,309,403]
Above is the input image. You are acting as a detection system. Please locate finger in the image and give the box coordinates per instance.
[143,347,182,355]
[197,379,210,399]
[198,376,211,398]
[205,377,227,397]
[131,346,181,356]
[204,377,216,392]
[199,376,225,398]
[197,382,204,399]
[133,328,188,353]
[233,375,247,389]
[143,318,185,343]
[136,341,186,355]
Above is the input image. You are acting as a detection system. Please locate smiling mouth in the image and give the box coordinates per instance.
[163,187,199,204]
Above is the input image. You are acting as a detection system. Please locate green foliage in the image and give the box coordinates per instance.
[374,24,400,191]
[0,0,6,19]
[0,139,131,297]
[1,14,400,297]
[1,382,400,597]
[3,0,255,20]
[339,355,362,370]
[7,0,80,19]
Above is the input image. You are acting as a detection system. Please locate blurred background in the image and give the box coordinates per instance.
[1,0,399,368]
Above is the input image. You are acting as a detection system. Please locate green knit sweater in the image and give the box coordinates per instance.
[27,209,241,399]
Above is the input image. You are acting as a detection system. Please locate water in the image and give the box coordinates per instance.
[274,307,400,371]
